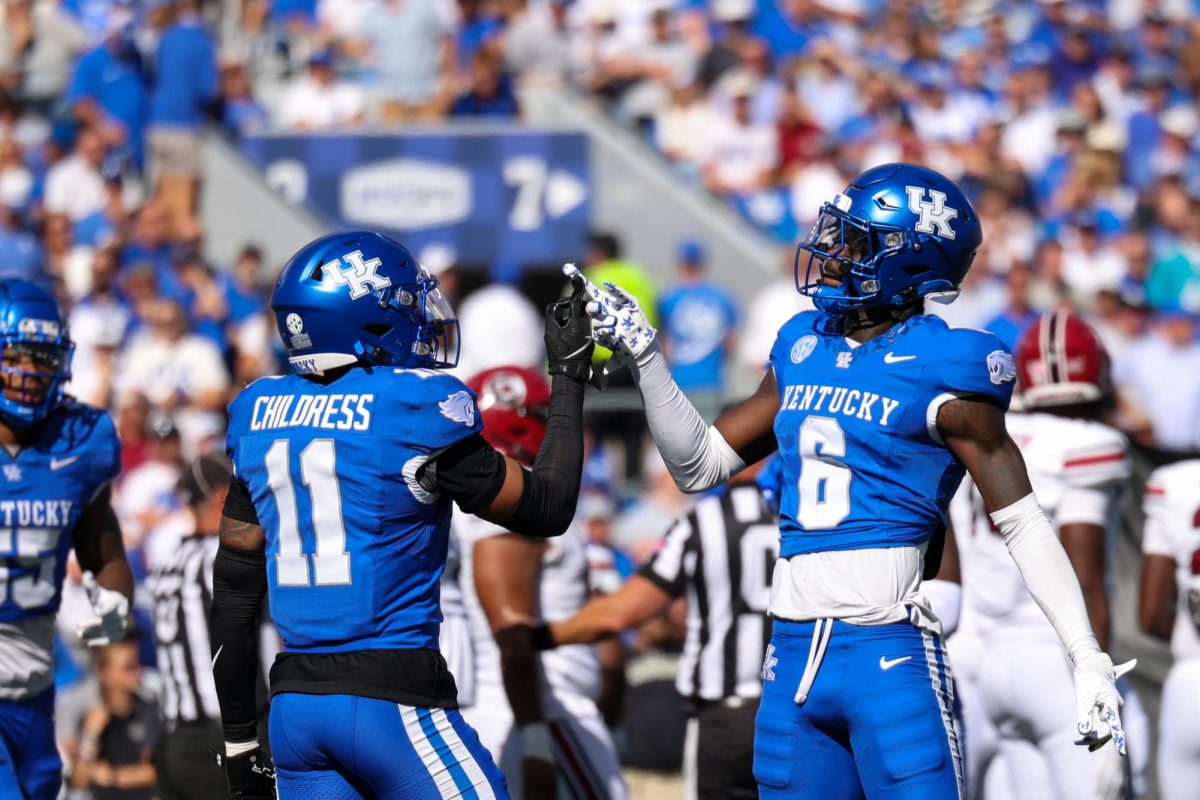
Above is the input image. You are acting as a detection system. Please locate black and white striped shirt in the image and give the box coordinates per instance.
[639,483,779,703]
[149,535,221,727]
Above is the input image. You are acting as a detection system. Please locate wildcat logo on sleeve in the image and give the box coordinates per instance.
[439,391,476,427]
[987,350,1016,385]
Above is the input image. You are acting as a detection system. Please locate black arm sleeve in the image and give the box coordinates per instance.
[209,544,267,743]
[222,476,260,526]
[419,435,508,514]
[503,374,585,538]
[422,375,585,537]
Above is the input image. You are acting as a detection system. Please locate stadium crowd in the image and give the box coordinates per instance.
[0,0,1198,795]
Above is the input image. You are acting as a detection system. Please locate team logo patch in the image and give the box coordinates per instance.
[439,391,476,427]
[906,186,958,240]
[761,644,778,681]
[987,350,1016,385]
[479,371,527,411]
[836,352,853,369]
[285,313,312,349]
[323,250,392,300]
[790,335,817,364]
[286,313,304,334]
[3,464,21,482]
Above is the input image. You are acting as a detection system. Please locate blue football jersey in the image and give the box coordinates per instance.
[226,367,485,654]
[769,312,1015,558]
[0,400,121,622]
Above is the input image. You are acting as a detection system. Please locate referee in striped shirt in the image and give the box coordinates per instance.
[527,462,779,799]
[149,454,236,800]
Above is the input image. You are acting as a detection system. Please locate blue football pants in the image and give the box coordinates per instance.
[270,693,509,799]
[0,688,62,800]
[754,620,964,799]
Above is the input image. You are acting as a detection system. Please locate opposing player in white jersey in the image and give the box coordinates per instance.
[1139,458,1200,800]
[448,366,626,800]
[953,311,1132,799]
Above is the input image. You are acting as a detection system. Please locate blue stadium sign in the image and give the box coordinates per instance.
[240,127,591,267]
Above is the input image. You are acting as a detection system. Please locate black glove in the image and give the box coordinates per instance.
[215,745,277,800]
[544,278,594,382]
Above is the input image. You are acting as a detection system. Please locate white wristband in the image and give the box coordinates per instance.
[630,345,745,493]
[990,492,1101,663]
[225,739,260,757]
[520,723,554,762]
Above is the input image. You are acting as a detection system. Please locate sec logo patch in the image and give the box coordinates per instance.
[791,335,817,364]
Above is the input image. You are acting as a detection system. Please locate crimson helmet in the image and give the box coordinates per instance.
[467,366,550,465]
[1015,311,1112,408]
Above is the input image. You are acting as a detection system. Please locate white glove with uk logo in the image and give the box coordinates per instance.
[563,264,657,360]
[76,571,130,647]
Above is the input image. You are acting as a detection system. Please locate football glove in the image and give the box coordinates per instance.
[1073,652,1136,756]
[544,264,594,382]
[562,264,657,360]
[75,572,130,647]
[216,744,277,800]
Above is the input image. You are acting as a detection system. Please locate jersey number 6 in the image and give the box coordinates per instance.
[797,417,852,529]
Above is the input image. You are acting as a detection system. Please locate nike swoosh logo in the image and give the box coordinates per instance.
[884,353,917,364]
[50,456,79,470]
[880,655,913,671]
[212,645,224,670]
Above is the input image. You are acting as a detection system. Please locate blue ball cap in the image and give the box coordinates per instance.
[677,239,706,265]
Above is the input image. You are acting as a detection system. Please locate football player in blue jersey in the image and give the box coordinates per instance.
[209,231,595,800]
[564,163,1134,799]
[0,278,133,800]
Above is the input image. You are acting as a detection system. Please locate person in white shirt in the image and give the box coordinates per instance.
[1114,311,1200,453]
[701,71,777,196]
[276,51,365,130]
[42,126,107,222]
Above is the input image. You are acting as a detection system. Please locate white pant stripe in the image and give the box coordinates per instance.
[430,708,497,800]
[399,705,458,800]
[922,632,965,800]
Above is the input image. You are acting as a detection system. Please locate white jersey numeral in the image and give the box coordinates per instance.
[796,416,852,529]
[0,527,62,609]
[265,439,352,587]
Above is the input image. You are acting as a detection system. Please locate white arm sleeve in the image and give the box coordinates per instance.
[629,345,746,493]
[991,492,1101,663]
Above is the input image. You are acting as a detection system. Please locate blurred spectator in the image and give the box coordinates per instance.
[609,7,696,126]
[795,42,860,134]
[351,0,454,123]
[216,60,269,138]
[697,0,754,88]
[43,212,95,300]
[610,450,687,554]
[982,263,1041,351]
[113,412,185,550]
[658,240,738,421]
[1147,196,1200,313]
[1059,211,1129,302]
[453,0,502,70]
[0,0,89,109]
[66,639,160,800]
[64,8,148,166]
[115,392,154,475]
[146,0,217,227]
[449,50,519,118]
[700,71,777,196]
[42,126,108,222]
[655,82,719,169]
[0,163,40,281]
[67,245,131,406]
[502,0,571,83]
[220,243,267,324]
[277,50,365,129]
[149,453,235,800]
[1115,312,1200,453]
[584,230,659,360]
[737,256,811,374]
[115,298,230,454]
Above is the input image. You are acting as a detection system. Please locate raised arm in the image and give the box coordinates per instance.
[938,396,1133,755]
[565,265,777,492]
[209,478,275,799]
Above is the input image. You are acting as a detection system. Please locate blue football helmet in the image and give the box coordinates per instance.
[796,163,983,315]
[0,279,73,428]
[271,230,459,375]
